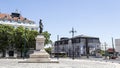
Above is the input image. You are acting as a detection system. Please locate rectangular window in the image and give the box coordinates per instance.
[76,38,80,43]
[31,28,34,30]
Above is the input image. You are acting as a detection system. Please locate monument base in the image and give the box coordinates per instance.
[19,35,59,63]
[19,49,59,63]
[19,60,59,63]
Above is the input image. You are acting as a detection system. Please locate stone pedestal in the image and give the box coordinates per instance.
[19,35,58,63]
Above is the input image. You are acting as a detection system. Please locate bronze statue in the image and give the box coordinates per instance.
[39,19,43,34]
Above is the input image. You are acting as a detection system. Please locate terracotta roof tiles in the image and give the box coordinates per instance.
[0,13,34,24]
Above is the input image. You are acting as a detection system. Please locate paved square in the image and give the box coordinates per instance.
[0,58,119,68]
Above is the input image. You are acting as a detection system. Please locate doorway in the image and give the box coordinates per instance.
[9,51,14,57]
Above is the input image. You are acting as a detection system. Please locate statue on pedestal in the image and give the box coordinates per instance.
[19,19,58,63]
[39,19,43,34]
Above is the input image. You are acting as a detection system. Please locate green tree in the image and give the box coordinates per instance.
[27,30,38,50]
[42,31,52,45]
[0,25,52,58]
[45,47,52,54]
[0,24,14,57]
[14,26,25,57]
[14,27,39,57]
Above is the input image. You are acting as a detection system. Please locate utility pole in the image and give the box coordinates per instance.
[70,27,76,60]
[112,37,115,57]
[23,28,26,59]
[57,35,59,60]
[70,28,76,38]
[85,38,89,58]
[23,28,27,59]
[104,42,107,59]
[68,40,72,57]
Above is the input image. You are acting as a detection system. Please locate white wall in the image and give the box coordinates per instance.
[115,39,120,53]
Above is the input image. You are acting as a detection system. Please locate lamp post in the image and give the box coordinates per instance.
[23,28,26,59]
[70,27,76,60]
[57,35,59,60]
[112,37,115,57]
[85,38,89,58]
[68,40,72,57]
[104,42,107,59]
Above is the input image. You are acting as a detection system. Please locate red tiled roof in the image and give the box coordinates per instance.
[0,13,7,18]
[0,13,34,24]
[107,48,115,52]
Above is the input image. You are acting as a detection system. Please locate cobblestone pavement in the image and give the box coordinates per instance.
[0,58,120,68]
[80,56,120,64]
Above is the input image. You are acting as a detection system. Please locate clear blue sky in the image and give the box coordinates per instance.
[1,0,120,46]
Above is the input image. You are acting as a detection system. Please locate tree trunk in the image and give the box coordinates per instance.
[20,50,23,58]
[2,49,5,57]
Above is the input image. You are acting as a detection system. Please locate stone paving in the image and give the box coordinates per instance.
[0,58,120,68]
[81,57,120,64]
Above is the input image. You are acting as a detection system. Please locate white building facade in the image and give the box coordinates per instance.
[0,12,38,58]
[0,12,38,30]
[115,39,120,53]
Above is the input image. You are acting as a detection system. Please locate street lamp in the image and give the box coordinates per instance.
[57,35,59,60]
[68,40,72,57]
[104,42,107,59]
[85,38,89,58]
[112,37,115,57]
[69,27,76,60]
[23,28,26,59]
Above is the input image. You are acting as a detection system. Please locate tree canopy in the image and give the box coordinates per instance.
[0,24,52,57]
